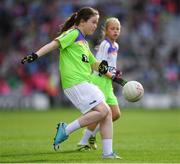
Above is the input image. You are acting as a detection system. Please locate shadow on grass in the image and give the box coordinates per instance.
[1,149,80,157]
[0,149,112,163]
[0,149,92,163]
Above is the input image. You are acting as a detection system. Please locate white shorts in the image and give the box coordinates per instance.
[64,82,105,114]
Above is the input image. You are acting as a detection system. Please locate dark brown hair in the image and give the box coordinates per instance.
[59,7,99,34]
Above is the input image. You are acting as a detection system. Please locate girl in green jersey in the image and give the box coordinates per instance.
[21,7,122,159]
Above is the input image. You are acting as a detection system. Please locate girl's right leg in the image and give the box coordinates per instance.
[78,102,115,156]
[92,102,121,158]
[78,104,121,149]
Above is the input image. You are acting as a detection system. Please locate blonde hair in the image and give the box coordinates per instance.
[101,17,120,40]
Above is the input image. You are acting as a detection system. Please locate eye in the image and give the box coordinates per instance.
[94,20,98,24]
[93,21,98,26]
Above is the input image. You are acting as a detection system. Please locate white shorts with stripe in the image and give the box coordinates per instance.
[64,82,105,114]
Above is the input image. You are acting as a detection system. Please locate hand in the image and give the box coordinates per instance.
[98,60,108,75]
[21,53,38,64]
[112,70,127,86]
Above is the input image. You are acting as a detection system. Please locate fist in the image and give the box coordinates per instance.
[21,53,38,64]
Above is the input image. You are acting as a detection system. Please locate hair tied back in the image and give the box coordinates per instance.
[74,12,78,19]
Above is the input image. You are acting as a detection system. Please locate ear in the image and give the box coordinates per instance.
[80,19,86,24]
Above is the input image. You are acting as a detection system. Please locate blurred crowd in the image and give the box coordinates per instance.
[0,0,180,104]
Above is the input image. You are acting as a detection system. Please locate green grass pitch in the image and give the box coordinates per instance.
[0,108,180,163]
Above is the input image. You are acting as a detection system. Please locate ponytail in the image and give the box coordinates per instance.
[59,7,98,35]
[59,12,77,34]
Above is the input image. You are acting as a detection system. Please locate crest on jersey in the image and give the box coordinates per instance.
[82,54,89,63]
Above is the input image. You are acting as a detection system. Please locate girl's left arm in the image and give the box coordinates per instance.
[91,61,113,78]
[92,61,127,86]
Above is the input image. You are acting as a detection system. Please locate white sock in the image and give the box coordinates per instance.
[79,129,93,145]
[102,139,113,155]
[65,120,81,135]
[92,124,100,136]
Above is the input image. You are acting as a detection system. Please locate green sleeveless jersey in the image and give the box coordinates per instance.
[56,29,97,89]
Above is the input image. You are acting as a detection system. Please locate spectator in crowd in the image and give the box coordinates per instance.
[0,0,179,106]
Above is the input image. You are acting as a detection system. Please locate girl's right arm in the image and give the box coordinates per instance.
[36,40,59,57]
[21,40,59,64]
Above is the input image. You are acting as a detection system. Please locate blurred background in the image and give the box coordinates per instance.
[0,0,180,110]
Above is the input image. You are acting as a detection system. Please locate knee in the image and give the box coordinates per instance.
[98,103,110,119]
[112,110,122,121]
[101,106,109,118]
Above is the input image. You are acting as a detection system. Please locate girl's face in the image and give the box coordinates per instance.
[105,20,121,42]
[80,15,99,35]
